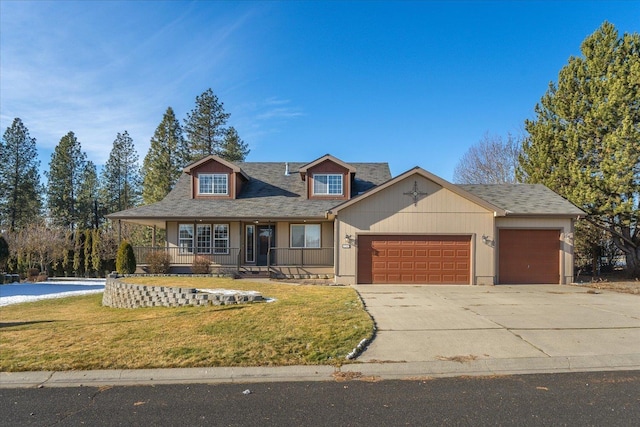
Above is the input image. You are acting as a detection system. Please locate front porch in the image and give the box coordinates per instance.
[133,246,335,279]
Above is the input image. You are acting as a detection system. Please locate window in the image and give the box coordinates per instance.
[245,225,255,263]
[196,224,211,254]
[291,224,321,248]
[313,174,343,195]
[179,223,228,254]
[179,224,194,254]
[214,224,229,254]
[198,173,228,195]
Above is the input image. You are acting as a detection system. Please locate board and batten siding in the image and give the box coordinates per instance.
[335,175,496,285]
[495,217,576,284]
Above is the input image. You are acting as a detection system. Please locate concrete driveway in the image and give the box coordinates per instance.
[353,285,640,365]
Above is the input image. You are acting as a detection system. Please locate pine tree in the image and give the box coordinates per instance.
[183,88,230,162]
[141,107,188,204]
[100,131,141,214]
[219,127,250,162]
[519,22,640,277]
[0,118,43,230]
[46,131,88,229]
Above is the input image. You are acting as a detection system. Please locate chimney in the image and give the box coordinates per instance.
[285,162,289,176]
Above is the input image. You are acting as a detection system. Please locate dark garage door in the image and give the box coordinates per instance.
[499,229,560,284]
[357,235,471,284]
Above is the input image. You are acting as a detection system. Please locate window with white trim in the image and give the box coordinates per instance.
[291,224,321,248]
[198,173,228,195]
[196,224,211,254]
[213,224,229,254]
[179,223,229,254]
[179,224,194,254]
[313,174,342,195]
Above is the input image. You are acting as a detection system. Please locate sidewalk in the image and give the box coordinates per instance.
[3,354,640,388]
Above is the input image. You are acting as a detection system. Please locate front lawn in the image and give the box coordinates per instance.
[0,277,373,372]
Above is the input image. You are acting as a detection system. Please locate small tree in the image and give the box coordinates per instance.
[116,240,136,274]
[91,229,102,276]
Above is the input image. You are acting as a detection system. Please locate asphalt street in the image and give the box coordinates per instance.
[2,371,638,426]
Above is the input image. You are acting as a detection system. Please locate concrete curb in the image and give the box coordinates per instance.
[2,354,639,388]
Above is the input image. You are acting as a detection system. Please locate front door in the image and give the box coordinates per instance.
[256,225,275,266]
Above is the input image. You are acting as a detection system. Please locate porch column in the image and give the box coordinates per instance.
[152,225,157,247]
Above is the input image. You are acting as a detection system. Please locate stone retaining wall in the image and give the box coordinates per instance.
[102,277,263,308]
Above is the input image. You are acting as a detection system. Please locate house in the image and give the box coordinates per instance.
[108,154,584,285]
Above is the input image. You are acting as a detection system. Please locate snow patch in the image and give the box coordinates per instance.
[0,280,105,307]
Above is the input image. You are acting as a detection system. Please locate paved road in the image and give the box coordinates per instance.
[2,371,638,426]
[354,284,640,363]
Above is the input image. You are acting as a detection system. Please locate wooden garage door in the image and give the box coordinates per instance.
[357,235,471,284]
[499,229,560,284]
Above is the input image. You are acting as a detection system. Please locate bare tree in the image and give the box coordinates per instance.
[453,133,522,184]
[7,222,67,272]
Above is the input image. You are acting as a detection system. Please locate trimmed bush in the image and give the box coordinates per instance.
[146,251,171,274]
[191,256,211,274]
[116,240,136,274]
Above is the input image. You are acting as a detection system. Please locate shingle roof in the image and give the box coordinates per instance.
[458,184,585,216]
[109,162,392,221]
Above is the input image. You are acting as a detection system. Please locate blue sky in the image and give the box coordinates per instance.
[1,1,638,180]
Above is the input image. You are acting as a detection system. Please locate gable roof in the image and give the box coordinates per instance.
[459,184,585,217]
[329,167,507,215]
[329,167,584,218]
[108,161,391,226]
[298,154,357,176]
[183,155,249,180]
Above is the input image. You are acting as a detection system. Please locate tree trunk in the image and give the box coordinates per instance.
[625,247,640,278]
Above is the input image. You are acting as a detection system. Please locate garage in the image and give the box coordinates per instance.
[357,235,471,284]
[498,229,560,284]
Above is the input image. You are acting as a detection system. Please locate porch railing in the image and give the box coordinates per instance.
[134,247,241,266]
[132,246,334,268]
[268,247,334,266]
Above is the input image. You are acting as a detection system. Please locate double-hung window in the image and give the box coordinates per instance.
[313,174,342,195]
[179,224,194,254]
[213,224,229,254]
[291,224,321,248]
[198,173,228,195]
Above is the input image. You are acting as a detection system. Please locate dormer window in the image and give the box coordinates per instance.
[313,174,343,195]
[199,173,228,195]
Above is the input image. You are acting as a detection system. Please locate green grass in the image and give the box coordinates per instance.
[0,277,374,372]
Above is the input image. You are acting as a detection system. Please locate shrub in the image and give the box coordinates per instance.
[146,251,171,274]
[27,268,40,282]
[116,241,136,274]
[191,256,211,274]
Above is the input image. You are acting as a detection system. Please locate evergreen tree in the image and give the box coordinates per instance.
[183,88,230,161]
[116,240,136,274]
[73,230,85,276]
[219,127,250,162]
[100,131,141,214]
[46,131,88,229]
[519,22,640,277]
[91,229,102,275]
[0,118,43,230]
[83,228,93,276]
[141,107,188,204]
[77,161,99,229]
